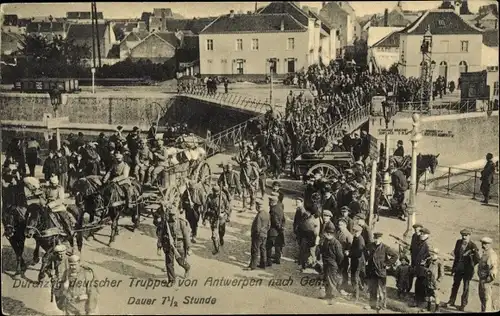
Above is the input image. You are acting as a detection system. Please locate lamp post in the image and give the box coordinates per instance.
[382,100,394,197]
[403,113,423,241]
[49,88,62,150]
[268,58,274,110]
[420,28,433,112]
[91,67,96,94]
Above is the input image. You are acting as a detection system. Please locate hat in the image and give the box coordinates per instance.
[352,225,362,232]
[49,174,59,184]
[109,142,116,149]
[340,206,350,213]
[324,222,336,234]
[255,198,264,206]
[412,223,423,229]
[68,254,80,263]
[269,195,278,202]
[115,153,124,159]
[374,232,383,238]
[345,169,354,174]
[272,181,280,187]
[323,210,333,217]
[481,237,493,244]
[397,140,403,145]
[421,228,431,235]
[296,197,304,202]
[212,185,221,192]
[132,126,139,131]
[324,184,332,192]
[116,125,123,131]
[460,229,471,236]
[54,244,67,252]
[62,140,70,145]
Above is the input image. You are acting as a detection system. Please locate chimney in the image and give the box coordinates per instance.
[280,19,285,31]
[255,2,258,13]
[460,0,471,15]
[322,2,327,8]
[384,9,389,26]
[229,10,235,18]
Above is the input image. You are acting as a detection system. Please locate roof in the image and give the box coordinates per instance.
[483,29,499,47]
[200,13,307,34]
[26,22,65,33]
[66,23,107,41]
[1,31,24,44]
[368,27,403,47]
[154,32,181,48]
[67,11,103,19]
[304,7,332,33]
[260,2,311,29]
[164,17,215,34]
[180,35,199,49]
[372,30,401,48]
[478,12,498,21]
[399,9,483,35]
[107,44,120,58]
[482,44,499,67]
[125,23,138,32]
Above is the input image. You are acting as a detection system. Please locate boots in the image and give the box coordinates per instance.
[212,239,219,255]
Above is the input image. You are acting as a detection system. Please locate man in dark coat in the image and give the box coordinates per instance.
[390,165,409,221]
[248,199,270,270]
[365,232,398,311]
[341,130,352,152]
[42,151,58,182]
[266,195,285,266]
[322,185,338,219]
[320,222,344,305]
[480,153,496,204]
[393,140,405,157]
[271,181,284,203]
[256,150,268,198]
[360,130,371,163]
[411,227,432,307]
[445,229,480,311]
[350,225,367,301]
[409,223,423,291]
[25,137,40,177]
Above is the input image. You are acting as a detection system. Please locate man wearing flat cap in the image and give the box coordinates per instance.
[365,232,398,311]
[319,221,344,305]
[248,198,270,270]
[322,185,338,219]
[267,195,285,266]
[411,227,433,307]
[445,229,480,311]
[350,225,367,301]
[336,175,353,209]
[477,236,498,312]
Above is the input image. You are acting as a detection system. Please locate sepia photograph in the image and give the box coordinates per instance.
[0,0,498,314]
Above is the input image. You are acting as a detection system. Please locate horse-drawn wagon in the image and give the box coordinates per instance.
[293,151,355,181]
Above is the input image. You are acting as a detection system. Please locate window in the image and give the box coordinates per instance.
[236,60,244,74]
[207,59,213,64]
[206,39,213,51]
[251,38,259,51]
[494,81,499,96]
[221,59,227,63]
[460,41,469,52]
[287,59,295,73]
[287,38,295,50]
[236,39,243,51]
[459,61,468,73]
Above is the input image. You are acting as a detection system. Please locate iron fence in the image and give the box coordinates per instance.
[180,86,270,114]
[321,103,371,139]
[421,166,499,203]
[396,99,491,116]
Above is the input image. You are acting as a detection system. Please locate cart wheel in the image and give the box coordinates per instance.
[306,163,341,182]
[193,162,212,185]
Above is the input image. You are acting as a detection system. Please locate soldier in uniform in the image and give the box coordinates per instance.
[271,181,284,204]
[218,163,241,203]
[147,139,170,187]
[44,175,74,238]
[103,152,133,207]
[109,125,126,151]
[256,150,268,198]
[55,254,99,315]
[203,186,230,254]
[248,198,270,270]
[126,127,141,177]
[240,156,259,210]
[155,203,191,283]
[134,139,151,184]
[477,236,498,312]
[181,180,205,243]
[38,244,69,283]
[266,195,285,266]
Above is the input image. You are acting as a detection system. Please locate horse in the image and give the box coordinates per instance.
[100,178,143,246]
[2,205,41,277]
[24,203,83,262]
[390,153,440,193]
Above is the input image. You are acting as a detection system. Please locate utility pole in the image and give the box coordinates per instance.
[92,1,102,68]
[90,3,97,70]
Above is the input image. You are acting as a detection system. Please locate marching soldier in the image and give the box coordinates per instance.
[271,181,284,204]
[248,198,270,270]
[203,186,230,255]
[217,163,241,203]
[266,195,285,266]
[256,150,268,198]
[181,180,205,243]
[38,244,69,283]
[240,156,259,210]
[54,254,99,315]
[155,203,191,283]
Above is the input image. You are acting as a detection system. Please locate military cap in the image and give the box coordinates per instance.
[421,228,431,235]
[412,223,423,229]
[132,126,139,131]
[269,195,278,202]
[373,232,383,238]
[352,225,362,232]
[340,206,351,213]
[296,197,304,202]
[212,185,221,192]
[323,210,333,217]
[255,198,264,206]
[272,181,281,187]
[460,229,471,236]
[481,237,493,244]
[345,169,354,174]
[324,184,332,192]
[324,222,336,234]
[54,244,67,252]
[68,254,80,263]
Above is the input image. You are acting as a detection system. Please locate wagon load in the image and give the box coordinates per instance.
[73,175,102,197]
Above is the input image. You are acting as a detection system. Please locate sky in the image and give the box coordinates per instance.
[1,1,497,19]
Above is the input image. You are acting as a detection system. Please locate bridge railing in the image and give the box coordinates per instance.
[179,86,270,114]
[396,99,492,115]
[203,114,266,158]
[321,103,371,139]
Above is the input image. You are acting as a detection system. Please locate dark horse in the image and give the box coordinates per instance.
[100,178,143,246]
[24,203,84,263]
[390,153,440,193]
[2,205,41,277]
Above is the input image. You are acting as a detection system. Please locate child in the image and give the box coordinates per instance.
[424,250,443,312]
[395,256,411,299]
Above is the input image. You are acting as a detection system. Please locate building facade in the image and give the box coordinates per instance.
[320,1,360,57]
[398,9,484,85]
[199,11,325,76]
[126,32,179,63]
